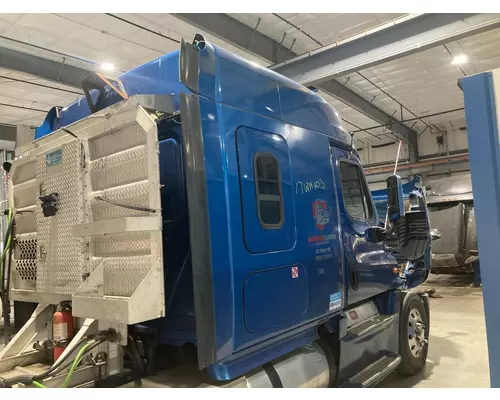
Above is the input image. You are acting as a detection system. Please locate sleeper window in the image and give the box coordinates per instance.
[339,161,373,221]
[254,153,283,227]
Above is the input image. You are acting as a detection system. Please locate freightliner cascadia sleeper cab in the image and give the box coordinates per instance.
[0,34,431,388]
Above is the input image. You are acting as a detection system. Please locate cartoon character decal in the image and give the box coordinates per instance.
[312,199,330,231]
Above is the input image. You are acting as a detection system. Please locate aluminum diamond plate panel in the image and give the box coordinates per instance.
[90,145,148,191]
[89,123,147,160]
[10,156,38,292]
[102,255,152,297]
[72,97,164,324]
[35,139,85,295]
[12,159,36,185]
[12,179,36,209]
[9,96,165,324]
[13,210,36,235]
[91,180,150,221]
[92,232,151,257]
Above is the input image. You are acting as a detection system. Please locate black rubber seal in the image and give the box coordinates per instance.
[263,363,283,388]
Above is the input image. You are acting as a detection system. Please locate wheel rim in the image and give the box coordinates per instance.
[407,308,426,358]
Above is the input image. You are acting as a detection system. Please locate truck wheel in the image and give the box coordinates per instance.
[397,293,429,376]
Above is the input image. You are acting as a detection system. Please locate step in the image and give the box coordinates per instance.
[347,314,396,338]
[343,355,401,388]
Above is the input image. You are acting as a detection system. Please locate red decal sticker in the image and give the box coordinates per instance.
[291,266,299,279]
[349,310,358,320]
[308,234,336,243]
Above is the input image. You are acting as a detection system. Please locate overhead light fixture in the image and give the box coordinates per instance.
[101,62,115,71]
[451,54,468,65]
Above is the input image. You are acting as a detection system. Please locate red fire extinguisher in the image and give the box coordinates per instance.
[53,302,73,361]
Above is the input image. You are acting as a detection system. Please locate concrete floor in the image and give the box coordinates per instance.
[382,274,489,388]
[0,275,491,387]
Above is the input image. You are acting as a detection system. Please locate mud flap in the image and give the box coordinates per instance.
[418,292,430,329]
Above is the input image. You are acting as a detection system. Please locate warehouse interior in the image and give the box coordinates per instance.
[0,14,487,186]
[0,12,498,388]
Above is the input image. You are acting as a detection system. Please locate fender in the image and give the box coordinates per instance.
[400,291,430,328]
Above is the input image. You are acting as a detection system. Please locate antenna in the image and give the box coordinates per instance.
[393,140,403,175]
[385,140,403,229]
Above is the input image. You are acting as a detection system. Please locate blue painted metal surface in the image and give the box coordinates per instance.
[462,71,500,388]
[208,326,318,380]
[31,37,427,383]
[35,51,187,139]
[208,103,345,367]
[338,314,399,384]
[331,149,398,305]
[156,120,196,345]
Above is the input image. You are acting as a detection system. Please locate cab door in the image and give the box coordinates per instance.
[330,146,397,305]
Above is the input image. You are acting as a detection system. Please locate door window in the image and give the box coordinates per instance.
[339,161,373,221]
[254,153,283,227]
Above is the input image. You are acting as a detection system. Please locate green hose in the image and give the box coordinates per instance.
[32,380,46,388]
[61,342,91,388]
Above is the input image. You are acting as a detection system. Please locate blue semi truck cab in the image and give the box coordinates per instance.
[0,35,431,388]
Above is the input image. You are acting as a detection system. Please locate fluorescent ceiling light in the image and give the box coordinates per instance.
[451,54,468,65]
[101,62,115,71]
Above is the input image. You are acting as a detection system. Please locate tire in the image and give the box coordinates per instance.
[397,293,429,376]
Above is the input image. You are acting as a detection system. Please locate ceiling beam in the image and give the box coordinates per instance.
[320,80,418,160]
[272,13,500,86]
[173,13,419,160]
[0,46,91,88]
[175,13,289,63]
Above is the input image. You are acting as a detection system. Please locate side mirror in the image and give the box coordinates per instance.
[430,229,441,241]
[2,161,11,173]
[386,175,405,223]
[365,226,387,243]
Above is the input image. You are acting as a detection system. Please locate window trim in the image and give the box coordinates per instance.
[253,152,285,229]
[338,158,375,224]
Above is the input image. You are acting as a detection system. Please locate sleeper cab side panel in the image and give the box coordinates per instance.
[218,103,344,352]
[244,265,308,333]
